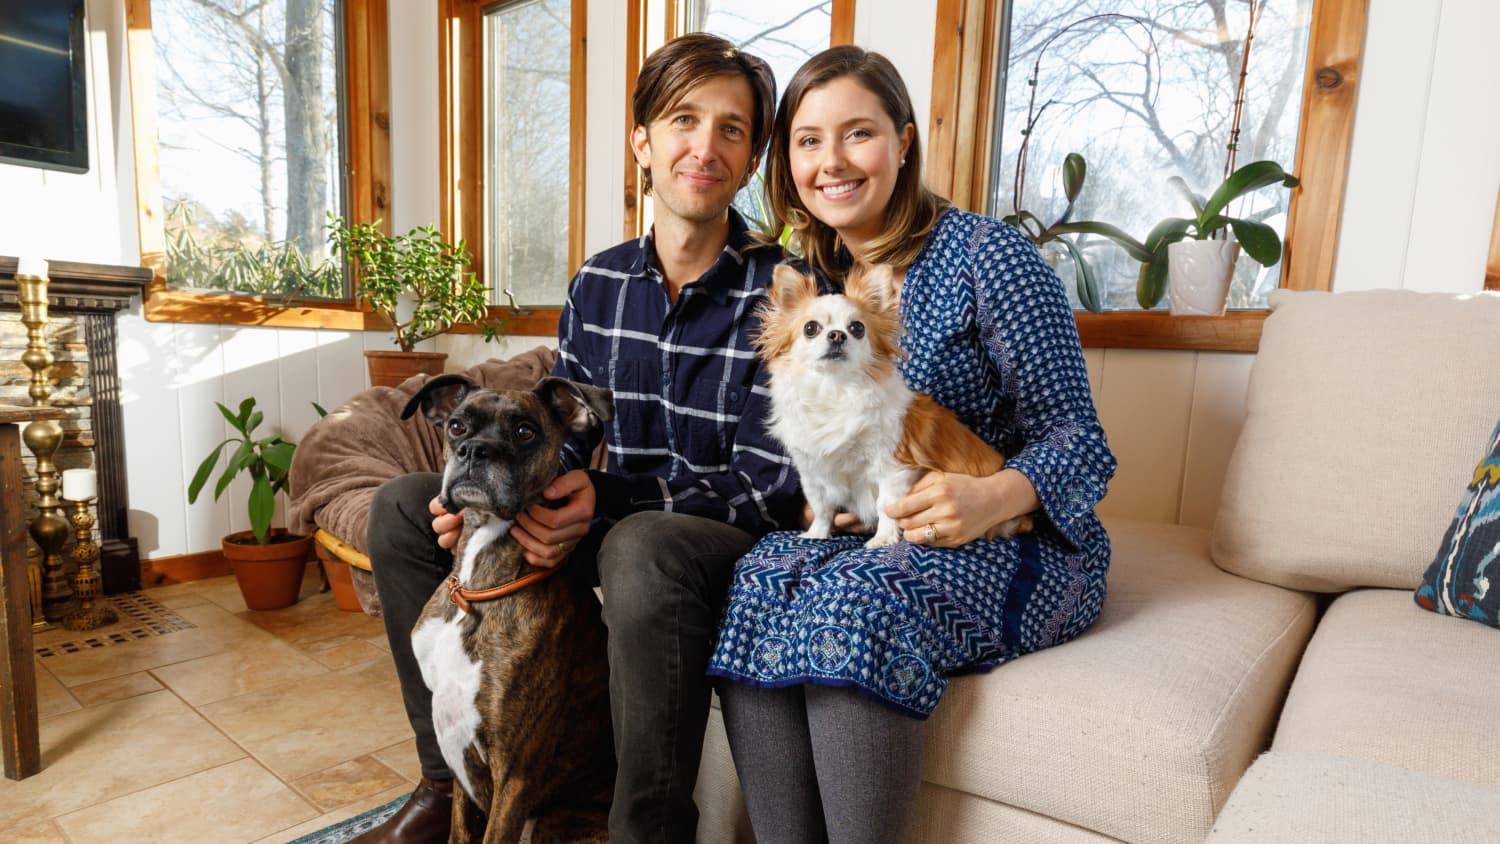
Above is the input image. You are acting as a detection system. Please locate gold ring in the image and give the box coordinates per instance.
[924,523,938,543]
[557,541,570,553]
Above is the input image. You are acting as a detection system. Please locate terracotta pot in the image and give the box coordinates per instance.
[364,350,447,388]
[314,543,364,612]
[222,529,312,610]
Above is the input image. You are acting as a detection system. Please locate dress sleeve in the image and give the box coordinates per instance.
[972,223,1117,549]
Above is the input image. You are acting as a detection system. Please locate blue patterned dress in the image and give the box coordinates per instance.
[706,208,1118,718]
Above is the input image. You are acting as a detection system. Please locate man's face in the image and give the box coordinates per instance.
[631,74,758,228]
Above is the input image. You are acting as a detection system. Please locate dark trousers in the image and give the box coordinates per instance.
[367,473,755,844]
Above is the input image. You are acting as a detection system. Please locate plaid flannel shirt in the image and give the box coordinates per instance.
[552,210,801,536]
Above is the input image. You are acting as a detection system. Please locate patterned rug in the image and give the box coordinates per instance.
[288,794,408,844]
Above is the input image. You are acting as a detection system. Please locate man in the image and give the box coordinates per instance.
[356,33,800,844]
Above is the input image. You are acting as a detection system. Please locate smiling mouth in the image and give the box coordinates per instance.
[819,180,862,199]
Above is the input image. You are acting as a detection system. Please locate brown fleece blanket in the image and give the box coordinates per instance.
[287,346,557,553]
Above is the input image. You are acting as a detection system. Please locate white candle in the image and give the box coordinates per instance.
[62,468,97,501]
[16,257,49,279]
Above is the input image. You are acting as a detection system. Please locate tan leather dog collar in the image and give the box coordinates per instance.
[446,566,560,614]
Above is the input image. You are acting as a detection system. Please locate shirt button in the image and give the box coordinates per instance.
[728,390,740,403]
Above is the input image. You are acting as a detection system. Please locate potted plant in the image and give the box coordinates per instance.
[1002,152,1152,313]
[188,397,311,610]
[326,214,506,386]
[1133,159,1300,314]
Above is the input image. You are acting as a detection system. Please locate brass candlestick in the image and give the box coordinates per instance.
[17,266,73,626]
[62,498,115,630]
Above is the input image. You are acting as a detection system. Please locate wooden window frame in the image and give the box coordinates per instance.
[623,0,858,240]
[928,0,1369,352]
[126,0,393,330]
[1487,184,1500,291]
[439,0,586,339]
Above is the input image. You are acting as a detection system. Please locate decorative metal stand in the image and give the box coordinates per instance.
[62,498,114,631]
[17,268,73,626]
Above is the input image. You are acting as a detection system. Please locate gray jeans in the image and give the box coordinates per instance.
[367,473,754,844]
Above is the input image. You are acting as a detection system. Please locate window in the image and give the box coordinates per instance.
[624,0,855,238]
[440,0,583,337]
[929,0,1367,351]
[126,0,389,328]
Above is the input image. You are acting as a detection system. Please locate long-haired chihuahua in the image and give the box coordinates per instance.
[756,263,1032,548]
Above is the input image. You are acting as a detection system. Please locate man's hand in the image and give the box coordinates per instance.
[800,501,872,535]
[430,497,463,550]
[511,469,597,568]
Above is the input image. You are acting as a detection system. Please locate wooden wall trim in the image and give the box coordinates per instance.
[142,550,231,588]
[441,0,577,336]
[127,0,394,327]
[928,0,1368,351]
[624,0,647,240]
[1282,0,1368,293]
[1487,183,1500,291]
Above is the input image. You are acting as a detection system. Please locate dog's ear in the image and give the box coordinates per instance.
[843,263,895,313]
[400,374,479,425]
[536,377,614,433]
[769,264,819,312]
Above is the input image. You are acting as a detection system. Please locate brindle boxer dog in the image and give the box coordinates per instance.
[400,374,615,844]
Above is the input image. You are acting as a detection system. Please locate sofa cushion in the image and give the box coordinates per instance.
[1272,588,1500,788]
[1414,416,1500,628]
[1212,290,1500,592]
[921,518,1316,844]
[1208,751,1500,843]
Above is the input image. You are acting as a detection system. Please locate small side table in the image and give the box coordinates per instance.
[1,403,64,780]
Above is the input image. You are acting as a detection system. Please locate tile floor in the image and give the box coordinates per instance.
[0,566,420,843]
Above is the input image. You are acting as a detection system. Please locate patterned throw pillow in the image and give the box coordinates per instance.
[1414,418,1500,628]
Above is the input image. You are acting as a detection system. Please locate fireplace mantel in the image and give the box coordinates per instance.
[1,256,151,593]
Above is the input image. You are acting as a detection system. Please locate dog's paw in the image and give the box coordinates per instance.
[801,527,833,540]
[865,523,902,548]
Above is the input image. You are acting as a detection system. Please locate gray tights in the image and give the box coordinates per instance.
[718,683,926,844]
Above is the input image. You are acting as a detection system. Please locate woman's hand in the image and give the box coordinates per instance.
[511,469,597,568]
[884,468,1039,548]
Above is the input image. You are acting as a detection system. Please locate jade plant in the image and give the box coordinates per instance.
[326,214,505,352]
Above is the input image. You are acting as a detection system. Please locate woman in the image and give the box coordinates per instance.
[706,45,1117,843]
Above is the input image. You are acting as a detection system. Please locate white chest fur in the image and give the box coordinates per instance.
[409,515,509,801]
[769,368,914,534]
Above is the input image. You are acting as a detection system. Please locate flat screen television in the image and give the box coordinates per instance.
[0,0,88,174]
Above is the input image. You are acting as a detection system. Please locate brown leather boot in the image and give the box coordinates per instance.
[350,777,453,844]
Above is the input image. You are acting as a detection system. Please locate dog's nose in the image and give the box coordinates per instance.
[826,329,846,346]
[455,440,495,463]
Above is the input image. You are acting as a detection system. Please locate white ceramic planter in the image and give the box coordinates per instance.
[1167,238,1240,316]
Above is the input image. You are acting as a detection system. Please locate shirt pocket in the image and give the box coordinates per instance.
[610,360,662,460]
[677,376,751,475]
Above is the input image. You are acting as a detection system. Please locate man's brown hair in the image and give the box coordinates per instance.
[764,45,948,276]
[632,33,776,195]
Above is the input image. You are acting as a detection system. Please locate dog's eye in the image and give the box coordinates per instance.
[446,420,467,438]
[516,423,537,442]
[848,321,865,339]
[803,320,821,338]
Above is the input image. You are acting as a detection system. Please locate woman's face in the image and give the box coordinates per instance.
[788,75,913,255]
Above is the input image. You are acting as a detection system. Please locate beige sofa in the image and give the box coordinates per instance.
[693,289,1500,843]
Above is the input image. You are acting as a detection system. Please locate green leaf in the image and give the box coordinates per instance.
[1143,218,1194,254]
[236,397,256,425]
[1059,238,1102,313]
[1227,217,1283,265]
[1050,221,1152,262]
[262,441,296,473]
[1168,176,1204,218]
[245,411,263,436]
[1136,246,1172,309]
[216,441,254,499]
[1200,160,1295,225]
[187,440,231,503]
[1062,153,1086,204]
[216,402,240,431]
[248,475,275,544]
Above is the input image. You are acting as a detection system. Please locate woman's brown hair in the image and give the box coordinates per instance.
[632,33,776,196]
[763,45,949,278]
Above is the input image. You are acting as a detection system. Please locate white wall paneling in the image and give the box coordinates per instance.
[1093,350,1198,524]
